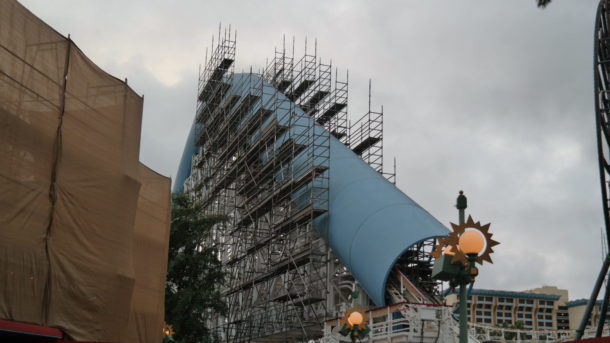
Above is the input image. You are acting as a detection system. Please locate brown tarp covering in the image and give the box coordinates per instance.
[128,164,171,343]
[0,1,170,342]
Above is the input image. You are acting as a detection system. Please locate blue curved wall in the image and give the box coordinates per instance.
[175,73,449,306]
[173,122,200,193]
[318,137,448,305]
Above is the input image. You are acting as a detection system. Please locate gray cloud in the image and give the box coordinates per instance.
[19,0,604,299]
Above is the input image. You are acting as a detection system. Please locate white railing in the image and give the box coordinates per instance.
[323,302,470,343]
[467,321,610,342]
[323,302,610,343]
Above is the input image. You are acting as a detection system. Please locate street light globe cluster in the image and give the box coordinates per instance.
[339,306,370,342]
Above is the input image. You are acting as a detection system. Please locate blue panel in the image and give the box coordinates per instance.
[173,121,200,193]
[315,135,448,306]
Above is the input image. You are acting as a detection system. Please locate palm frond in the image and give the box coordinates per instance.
[537,0,552,8]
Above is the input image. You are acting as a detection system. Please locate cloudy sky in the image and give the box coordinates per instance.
[19,0,606,300]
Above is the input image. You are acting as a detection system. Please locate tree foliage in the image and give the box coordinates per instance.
[501,320,525,340]
[537,0,552,8]
[165,192,227,343]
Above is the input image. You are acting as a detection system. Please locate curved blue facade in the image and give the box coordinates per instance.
[317,137,448,305]
[176,73,449,306]
[173,122,200,193]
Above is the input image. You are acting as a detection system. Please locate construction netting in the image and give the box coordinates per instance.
[128,164,171,343]
[0,1,171,342]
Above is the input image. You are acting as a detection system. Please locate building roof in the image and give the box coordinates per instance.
[566,299,603,307]
[445,288,561,301]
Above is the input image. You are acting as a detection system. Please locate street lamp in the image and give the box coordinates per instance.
[339,306,370,343]
[430,192,499,343]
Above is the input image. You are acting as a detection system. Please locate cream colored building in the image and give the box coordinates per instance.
[566,299,609,330]
[525,285,570,330]
[445,286,570,331]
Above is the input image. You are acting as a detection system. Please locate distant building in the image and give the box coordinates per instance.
[566,299,610,330]
[445,286,570,331]
[525,286,570,330]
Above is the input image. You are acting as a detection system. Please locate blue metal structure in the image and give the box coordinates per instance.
[579,1,610,338]
[319,133,448,305]
[175,72,448,306]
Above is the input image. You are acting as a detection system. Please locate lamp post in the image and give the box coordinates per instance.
[430,191,499,343]
[457,229,486,343]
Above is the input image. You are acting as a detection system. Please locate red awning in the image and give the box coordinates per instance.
[0,319,63,339]
[564,338,610,343]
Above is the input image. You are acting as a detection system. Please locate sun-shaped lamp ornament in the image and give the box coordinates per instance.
[162,323,175,343]
[431,215,499,285]
[338,306,370,343]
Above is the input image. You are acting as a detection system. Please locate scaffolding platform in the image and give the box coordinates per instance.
[237,165,328,227]
[287,79,315,101]
[302,90,329,112]
[352,136,381,156]
[226,206,326,264]
[317,102,346,125]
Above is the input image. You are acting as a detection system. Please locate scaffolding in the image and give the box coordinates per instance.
[392,238,441,301]
[182,30,332,342]
[349,80,396,184]
[183,30,412,342]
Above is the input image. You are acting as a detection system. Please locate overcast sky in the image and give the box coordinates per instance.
[19,0,606,300]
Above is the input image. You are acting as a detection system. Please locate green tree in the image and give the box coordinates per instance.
[165,192,227,343]
[513,320,527,341]
[501,320,525,340]
[501,321,516,340]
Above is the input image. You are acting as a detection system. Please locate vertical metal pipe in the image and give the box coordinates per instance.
[596,270,610,337]
[457,190,468,343]
[576,254,610,339]
[326,248,335,317]
[459,284,468,343]
[459,209,465,226]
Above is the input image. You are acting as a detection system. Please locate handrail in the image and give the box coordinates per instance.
[394,267,431,303]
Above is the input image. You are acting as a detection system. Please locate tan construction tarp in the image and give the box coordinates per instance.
[128,164,171,343]
[0,1,170,342]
